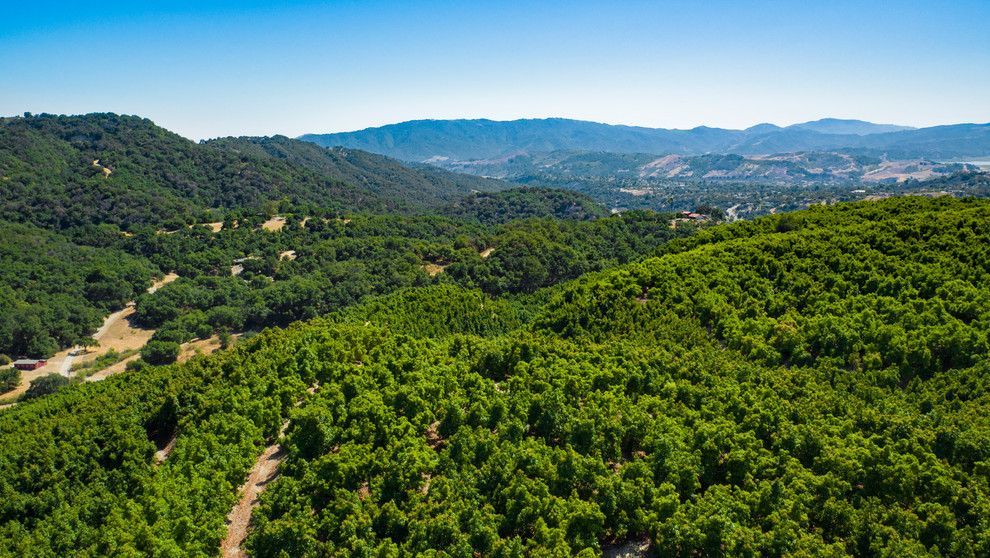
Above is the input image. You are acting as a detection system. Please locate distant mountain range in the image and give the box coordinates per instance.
[300,118,990,162]
[435,150,978,185]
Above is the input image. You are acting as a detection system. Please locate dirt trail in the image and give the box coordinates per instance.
[604,538,650,557]
[149,273,180,293]
[220,437,286,558]
[221,384,316,557]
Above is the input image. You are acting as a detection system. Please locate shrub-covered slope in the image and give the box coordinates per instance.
[0,197,987,557]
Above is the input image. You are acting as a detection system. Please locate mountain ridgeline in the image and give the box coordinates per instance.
[300,117,990,162]
[204,136,504,208]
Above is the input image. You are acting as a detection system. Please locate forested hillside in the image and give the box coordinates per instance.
[0,113,523,363]
[125,210,683,365]
[0,113,507,229]
[0,200,685,364]
[0,196,987,556]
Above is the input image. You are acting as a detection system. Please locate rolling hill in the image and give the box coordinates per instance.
[300,118,990,162]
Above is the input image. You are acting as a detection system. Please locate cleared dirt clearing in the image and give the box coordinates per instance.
[177,335,224,363]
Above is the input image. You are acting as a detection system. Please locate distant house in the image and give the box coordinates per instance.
[12,359,46,371]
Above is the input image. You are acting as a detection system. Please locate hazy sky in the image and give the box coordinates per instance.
[2,1,988,140]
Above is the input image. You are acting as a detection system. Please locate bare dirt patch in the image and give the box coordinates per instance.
[2,273,182,401]
[0,365,53,403]
[92,159,112,177]
[94,308,155,354]
[0,308,150,402]
[261,216,286,232]
[191,222,224,232]
[426,421,445,450]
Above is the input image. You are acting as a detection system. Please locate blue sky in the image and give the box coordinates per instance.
[1,1,988,140]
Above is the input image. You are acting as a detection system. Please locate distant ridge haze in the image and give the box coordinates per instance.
[300,117,989,162]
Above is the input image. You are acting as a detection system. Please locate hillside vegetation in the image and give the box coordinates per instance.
[0,197,987,556]
[124,210,684,365]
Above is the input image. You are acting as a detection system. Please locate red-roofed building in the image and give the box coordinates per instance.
[12,359,46,371]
